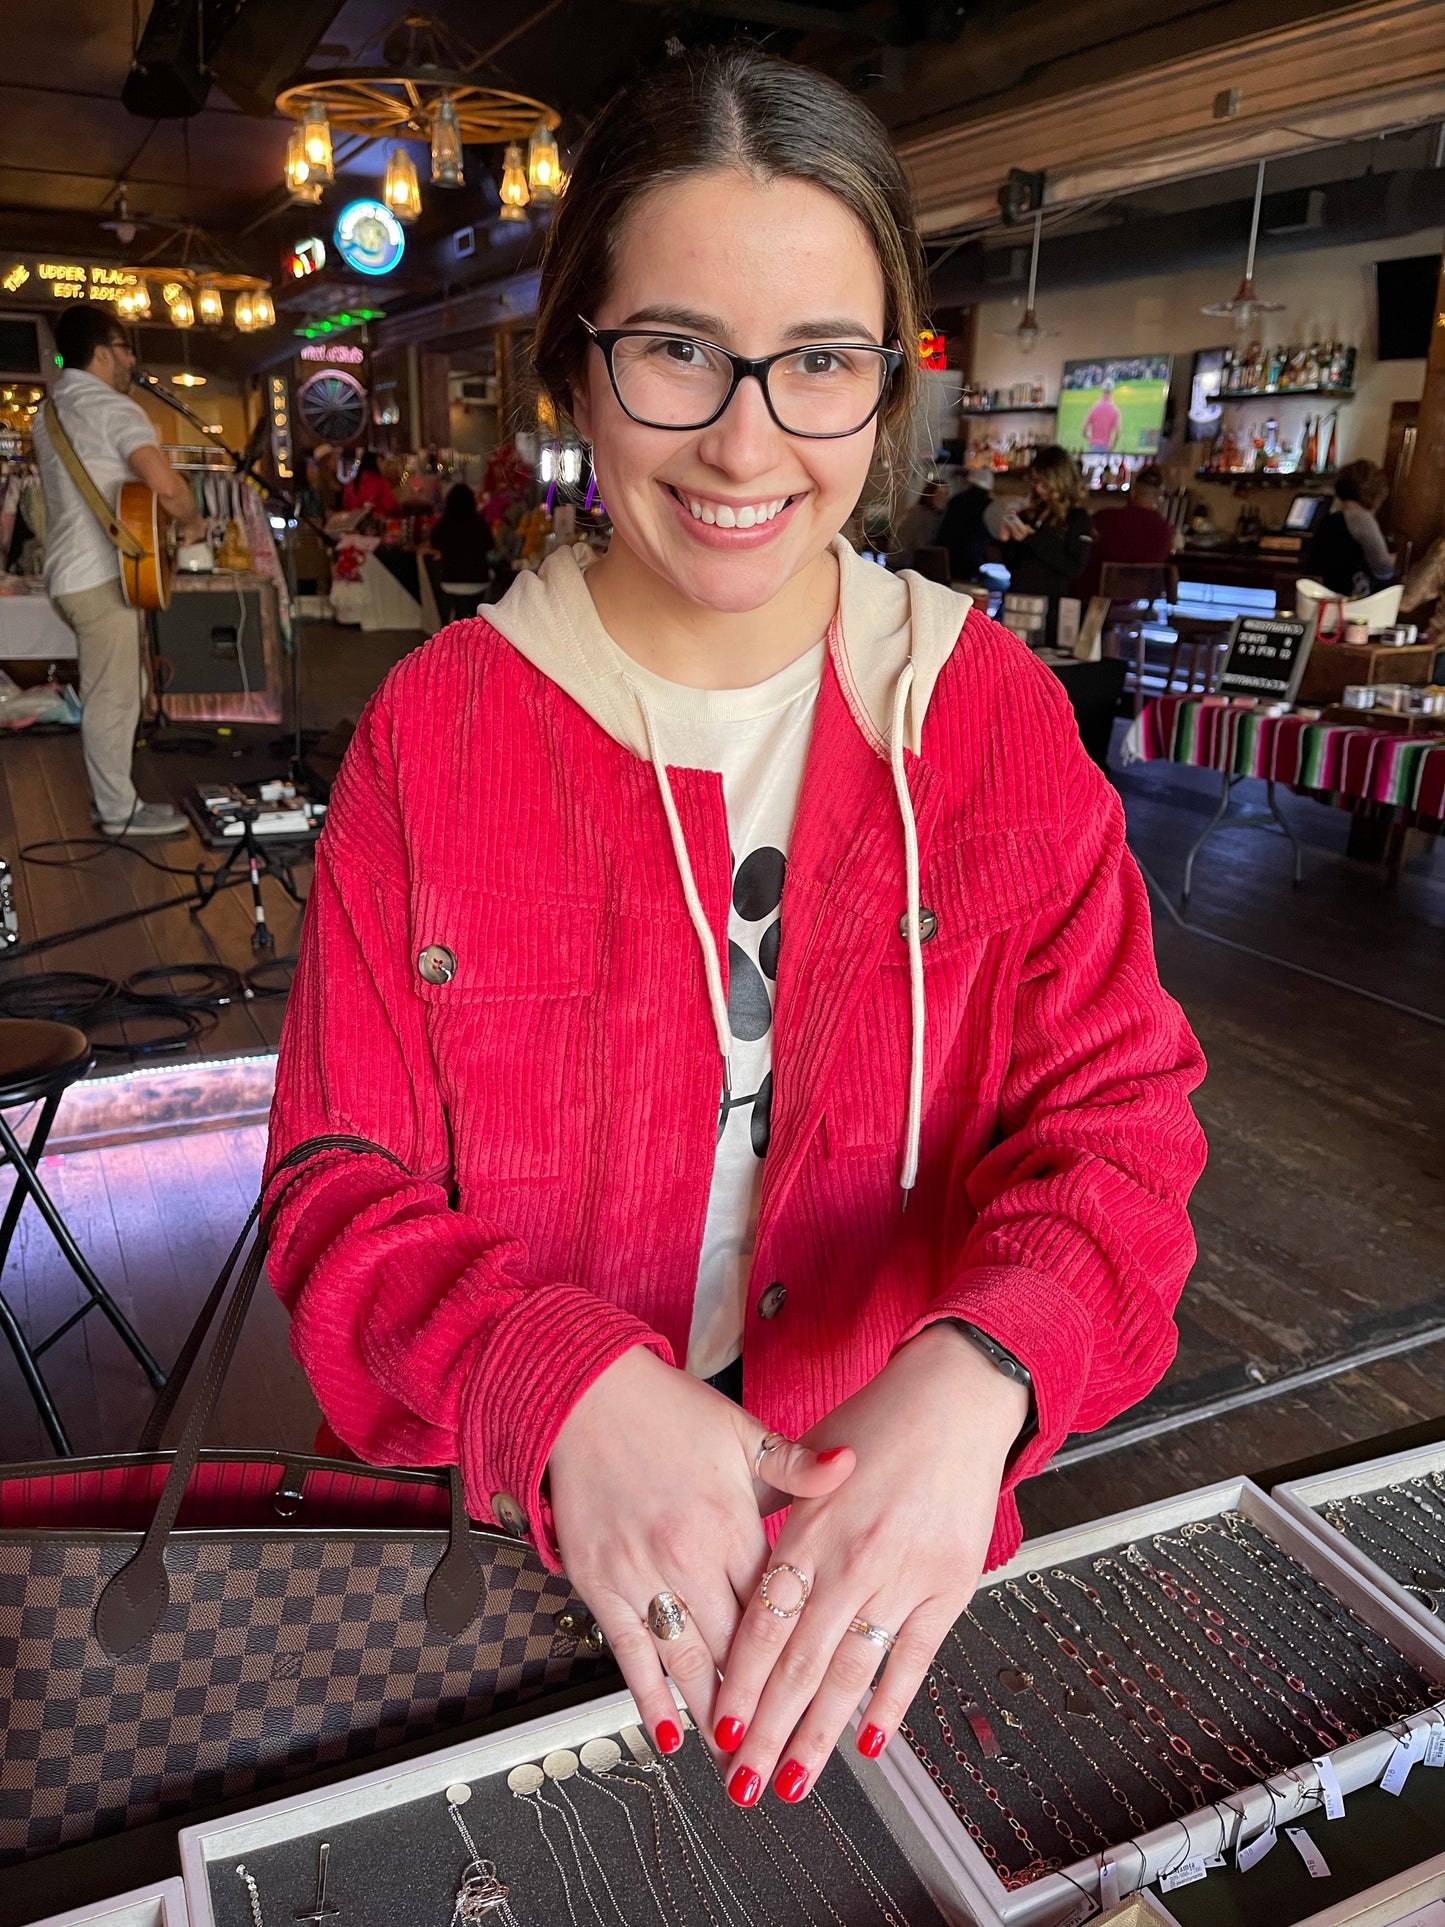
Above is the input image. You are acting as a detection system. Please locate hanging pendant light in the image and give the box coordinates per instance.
[197,279,224,325]
[128,280,152,321]
[234,288,258,333]
[384,145,422,222]
[166,285,195,329]
[301,102,334,183]
[430,97,464,186]
[284,125,324,204]
[526,119,561,203]
[498,142,530,221]
[993,210,1057,354]
[1203,160,1286,333]
[253,288,276,329]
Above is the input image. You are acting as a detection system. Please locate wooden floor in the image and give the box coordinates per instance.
[0,667,1442,1527]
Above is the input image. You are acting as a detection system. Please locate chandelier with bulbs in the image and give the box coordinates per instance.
[276,13,563,227]
[114,269,276,332]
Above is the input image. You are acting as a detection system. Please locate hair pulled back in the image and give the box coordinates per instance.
[533,44,926,486]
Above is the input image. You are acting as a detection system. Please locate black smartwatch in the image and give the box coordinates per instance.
[947,1319,1033,1392]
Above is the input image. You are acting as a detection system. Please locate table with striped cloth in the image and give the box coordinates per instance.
[1129,696,1445,823]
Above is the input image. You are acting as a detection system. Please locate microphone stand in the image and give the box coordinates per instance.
[133,369,328,779]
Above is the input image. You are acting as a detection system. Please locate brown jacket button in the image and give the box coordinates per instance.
[899,908,938,944]
[491,1492,530,1539]
[757,1282,787,1319]
[418,944,458,985]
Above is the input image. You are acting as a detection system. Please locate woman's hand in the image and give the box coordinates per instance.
[546,1346,855,1758]
[710,1323,1028,1805]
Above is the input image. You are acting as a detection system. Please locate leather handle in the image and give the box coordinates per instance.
[96,1134,484,1657]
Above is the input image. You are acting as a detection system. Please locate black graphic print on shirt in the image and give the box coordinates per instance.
[718,845,784,1155]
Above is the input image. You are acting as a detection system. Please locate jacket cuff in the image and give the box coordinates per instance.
[895,1263,1094,1490]
[460,1286,674,1569]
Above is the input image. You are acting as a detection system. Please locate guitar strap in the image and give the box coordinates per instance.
[41,398,147,561]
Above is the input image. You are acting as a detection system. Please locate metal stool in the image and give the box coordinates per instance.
[0,1018,166,1453]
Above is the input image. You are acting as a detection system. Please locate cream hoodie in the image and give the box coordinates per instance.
[484,535,976,1198]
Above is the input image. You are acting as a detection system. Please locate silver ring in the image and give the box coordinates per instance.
[754,1431,790,1481]
[848,1616,897,1653]
[759,1563,811,1620]
[647,1591,689,1641]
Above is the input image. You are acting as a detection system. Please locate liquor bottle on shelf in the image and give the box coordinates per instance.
[1322,412,1338,472]
[1302,415,1319,474]
[1220,347,1235,396]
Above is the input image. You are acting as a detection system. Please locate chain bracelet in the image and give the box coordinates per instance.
[916,1679,1061,1888]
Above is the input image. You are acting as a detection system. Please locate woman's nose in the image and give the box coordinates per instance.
[694,373,787,479]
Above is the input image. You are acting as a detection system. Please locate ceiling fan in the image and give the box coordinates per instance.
[993,209,1058,354]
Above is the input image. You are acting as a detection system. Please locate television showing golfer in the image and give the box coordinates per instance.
[1057,355,1172,456]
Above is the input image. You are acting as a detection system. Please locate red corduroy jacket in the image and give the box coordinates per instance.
[266,602,1207,1572]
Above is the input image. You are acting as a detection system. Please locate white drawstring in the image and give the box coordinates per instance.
[889,663,924,1205]
[628,678,733,1103]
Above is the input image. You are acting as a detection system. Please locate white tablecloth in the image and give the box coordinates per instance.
[0,590,78,659]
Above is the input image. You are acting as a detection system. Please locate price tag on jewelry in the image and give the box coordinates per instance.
[1159,1855,1208,1893]
[1423,1724,1445,1768]
[1098,1856,1120,1909]
[1285,1828,1331,1879]
[1381,1736,1416,1796]
[1236,1825,1277,1872]
[1312,1754,1346,1819]
[1409,1721,1431,1764]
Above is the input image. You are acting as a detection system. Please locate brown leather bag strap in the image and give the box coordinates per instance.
[41,399,146,560]
[96,1134,489,1658]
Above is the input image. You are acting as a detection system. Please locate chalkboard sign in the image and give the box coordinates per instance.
[1215,614,1314,703]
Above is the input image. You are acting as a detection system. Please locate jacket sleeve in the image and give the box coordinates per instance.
[1021,511,1092,585]
[896,692,1206,1494]
[264,684,671,1567]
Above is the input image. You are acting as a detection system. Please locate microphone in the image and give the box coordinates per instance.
[130,367,165,394]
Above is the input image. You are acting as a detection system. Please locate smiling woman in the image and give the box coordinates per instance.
[266,41,1207,1827]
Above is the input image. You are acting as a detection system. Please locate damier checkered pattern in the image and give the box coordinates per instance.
[0,1528,606,1864]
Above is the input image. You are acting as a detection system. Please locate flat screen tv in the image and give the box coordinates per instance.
[1057,354,1172,456]
[1375,255,1438,360]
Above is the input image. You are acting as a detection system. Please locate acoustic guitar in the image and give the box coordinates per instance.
[115,478,175,612]
[40,401,175,611]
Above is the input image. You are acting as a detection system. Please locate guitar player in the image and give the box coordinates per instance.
[32,304,206,838]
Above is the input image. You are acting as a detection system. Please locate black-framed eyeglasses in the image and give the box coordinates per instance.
[581,317,903,439]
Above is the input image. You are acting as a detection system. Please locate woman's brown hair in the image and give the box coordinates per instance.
[1028,444,1088,525]
[532,44,927,490]
[1335,458,1387,512]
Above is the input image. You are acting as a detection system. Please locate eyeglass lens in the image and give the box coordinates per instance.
[609,334,889,435]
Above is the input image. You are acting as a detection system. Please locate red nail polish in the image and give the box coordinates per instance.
[656,1720,682,1755]
[729,1764,762,1807]
[715,1716,746,1752]
[818,1447,848,1463]
[857,1723,888,1759]
[775,1759,808,1802]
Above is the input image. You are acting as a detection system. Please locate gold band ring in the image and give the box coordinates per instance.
[759,1562,811,1620]
[754,1431,790,1481]
[647,1591,689,1641]
[847,1616,897,1653]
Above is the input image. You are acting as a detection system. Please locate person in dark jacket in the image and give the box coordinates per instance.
[1307,460,1395,599]
[993,445,1092,642]
[934,467,995,583]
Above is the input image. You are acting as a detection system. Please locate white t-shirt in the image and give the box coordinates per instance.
[32,368,159,598]
[614,640,825,1378]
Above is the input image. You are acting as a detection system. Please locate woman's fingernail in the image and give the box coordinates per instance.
[857,1723,888,1759]
[656,1720,682,1755]
[728,1764,762,1807]
[774,1759,808,1802]
[715,1716,746,1752]
[818,1447,849,1463]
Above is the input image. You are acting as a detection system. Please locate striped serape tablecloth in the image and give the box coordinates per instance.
[1125,696,1445,821]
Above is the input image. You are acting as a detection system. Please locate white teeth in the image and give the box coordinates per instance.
[681,492,792,526]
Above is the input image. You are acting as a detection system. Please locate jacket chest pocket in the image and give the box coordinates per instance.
[409,880,601,1184]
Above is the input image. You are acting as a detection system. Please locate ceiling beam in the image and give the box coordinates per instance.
[614,0,897,43]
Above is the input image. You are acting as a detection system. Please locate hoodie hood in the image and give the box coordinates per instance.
[483,537,976,1198]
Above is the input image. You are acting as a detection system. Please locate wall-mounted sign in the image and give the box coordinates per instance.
[285,237,326,280]
[300,342,364,364]
[334,201,405,278]
[2,261,139,303]
[268,373,294,483]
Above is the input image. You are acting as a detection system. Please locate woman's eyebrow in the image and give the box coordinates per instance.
[619,305,881,345]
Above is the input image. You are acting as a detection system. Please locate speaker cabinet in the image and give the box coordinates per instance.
[153,578,282,723]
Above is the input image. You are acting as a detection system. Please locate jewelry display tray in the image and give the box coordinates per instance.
[22,1879,189,1927]
[876,1477,1445,1927]
[1274,1442,1445,1661]
[176,1684,980,1927]
[1149,1844,1445,1927]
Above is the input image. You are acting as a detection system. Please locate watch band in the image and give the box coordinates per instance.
[948,1318,1034,1391]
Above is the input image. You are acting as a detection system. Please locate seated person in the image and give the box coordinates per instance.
[1074,464,1177,603]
